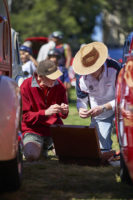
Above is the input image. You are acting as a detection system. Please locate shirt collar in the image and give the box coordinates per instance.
[85,61,108,82]
[31,73,40,88]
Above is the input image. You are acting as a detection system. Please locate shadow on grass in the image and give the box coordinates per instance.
[1,157,133,200]
[68,99,76,107]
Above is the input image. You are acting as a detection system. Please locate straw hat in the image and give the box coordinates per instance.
[37,60,62,80]
[73,42,108,75]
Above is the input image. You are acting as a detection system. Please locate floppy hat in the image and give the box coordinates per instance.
[37,60,62,80]
[73,42,108,75]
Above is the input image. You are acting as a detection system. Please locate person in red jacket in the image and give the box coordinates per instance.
[20,59,69,161]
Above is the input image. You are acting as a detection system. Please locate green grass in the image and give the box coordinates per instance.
[63,87,91,126]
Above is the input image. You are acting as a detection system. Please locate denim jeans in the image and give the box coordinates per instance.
[90,114,115,151]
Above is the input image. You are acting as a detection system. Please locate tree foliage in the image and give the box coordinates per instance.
[104,0,133,35]
[10,0,133,49]
[10,0,106,47]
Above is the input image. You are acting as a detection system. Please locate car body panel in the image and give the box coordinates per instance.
[0,0,22,190]
[0,76,20,160]
[0,0,21,161]
[116,53,133,182]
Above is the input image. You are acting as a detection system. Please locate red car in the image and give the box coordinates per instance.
[115,32,133,184]
[0,0,22,191]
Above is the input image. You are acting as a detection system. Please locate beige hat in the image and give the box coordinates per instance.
[37,60,62,80]
[73,42,108,75]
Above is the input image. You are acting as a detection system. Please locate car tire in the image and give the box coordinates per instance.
[120,153,132,184]
[0,144,23,192]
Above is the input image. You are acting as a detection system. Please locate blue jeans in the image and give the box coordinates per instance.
[90,114,115,151]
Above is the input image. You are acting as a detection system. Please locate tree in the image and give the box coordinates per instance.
[10,0,106,50]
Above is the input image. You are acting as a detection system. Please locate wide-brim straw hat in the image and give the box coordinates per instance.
[73,42,108,75]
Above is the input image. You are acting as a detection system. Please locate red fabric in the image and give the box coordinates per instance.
[20,77,68,137]
[25,37,48,43]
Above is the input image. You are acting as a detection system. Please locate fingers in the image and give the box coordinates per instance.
[79,106,103,118]
[79,108,91,118]
[48,104,69,115]
[61,103,69,114]
[89,106,103,117]
[51,104,61,113]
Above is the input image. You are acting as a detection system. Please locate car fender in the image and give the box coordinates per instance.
[0,76,21,160]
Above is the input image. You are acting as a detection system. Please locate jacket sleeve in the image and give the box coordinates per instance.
[58,85,69,119]
[21,85,55,126]
[76,74,89,110]
[21,83,68,126]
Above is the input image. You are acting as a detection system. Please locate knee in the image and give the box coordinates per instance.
[23,142,42,161]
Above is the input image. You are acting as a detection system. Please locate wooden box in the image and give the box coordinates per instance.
[50,125,102,166]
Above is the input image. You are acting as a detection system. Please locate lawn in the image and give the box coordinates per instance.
[63,87,90,126]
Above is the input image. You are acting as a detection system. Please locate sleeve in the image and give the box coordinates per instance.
[37,46,44,62]
[20,85,49,126]
[31,62,37,72]
[109,99,115,112]
[58,85,69,119]
[75,74,89,111]
[106,58,122,80]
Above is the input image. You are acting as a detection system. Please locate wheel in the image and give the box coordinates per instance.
[0,144,23,192]
[120,153,132,184]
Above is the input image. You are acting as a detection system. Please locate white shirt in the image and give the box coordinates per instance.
[22,60,36,78]
[77,63,118,120]
[37,41,55,62]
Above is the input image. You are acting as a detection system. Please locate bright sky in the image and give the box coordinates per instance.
[91,14,103,42]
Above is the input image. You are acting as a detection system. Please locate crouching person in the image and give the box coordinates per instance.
[20,60,69,161]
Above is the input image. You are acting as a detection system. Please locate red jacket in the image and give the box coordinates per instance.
[20,75,68,137]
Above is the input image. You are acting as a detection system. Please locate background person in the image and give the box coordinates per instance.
[37,34,55,62]
[51,31,72,70]
[19,45,38,77]
[47,48,70,99]
[73,42,121,152]
[15,45,38,87]
[20,60,69,161]
[51,31,72,99]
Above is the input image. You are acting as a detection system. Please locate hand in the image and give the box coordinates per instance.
[88,106,103,117]
[45,104,61,116]
[24,52,30,59]
[79,108,91,118]
[60,103,69,115]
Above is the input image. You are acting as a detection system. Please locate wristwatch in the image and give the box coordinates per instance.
[102,105,107,112]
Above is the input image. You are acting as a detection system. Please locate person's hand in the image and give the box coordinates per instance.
[45,104,61,116]
[79,108,91,118]
[60,103,69,115]
[88,106,103,117]
[23,52,30,60]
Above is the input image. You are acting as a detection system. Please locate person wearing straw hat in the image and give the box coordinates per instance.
[73,42,121,152]
[20,59,69,161]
